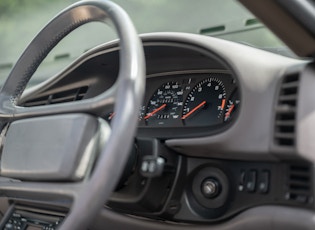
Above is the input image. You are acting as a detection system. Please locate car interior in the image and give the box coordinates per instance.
[0,0,315,229]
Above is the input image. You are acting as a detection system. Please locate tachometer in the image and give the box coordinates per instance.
[182,78,226,126]
[145,82,183,126]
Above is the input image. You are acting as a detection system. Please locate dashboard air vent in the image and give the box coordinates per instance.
[285,164,313,205]
[23,86,88,107]
[274,73,299,147]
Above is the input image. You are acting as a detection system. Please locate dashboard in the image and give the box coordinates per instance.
[13,33,315,229]
[21,38,242,138]
[1,0,315,228]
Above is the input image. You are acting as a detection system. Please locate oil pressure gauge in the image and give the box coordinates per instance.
[182,78,226,127]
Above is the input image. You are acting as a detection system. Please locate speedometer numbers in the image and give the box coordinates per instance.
[182,78,226,126]
[144,82,183,126]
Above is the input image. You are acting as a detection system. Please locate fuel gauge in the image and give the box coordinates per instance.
[224,90,240,122]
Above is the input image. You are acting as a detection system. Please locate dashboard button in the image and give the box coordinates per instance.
[246,170,257,192]
[238,170,246,192]
[140,156,165,178]
[258,171,270,193]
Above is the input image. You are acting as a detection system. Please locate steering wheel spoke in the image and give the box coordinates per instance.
[14,87,116,120]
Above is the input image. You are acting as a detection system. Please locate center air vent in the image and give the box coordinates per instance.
[274,73,299,147]
[22,86,88,107]
[285,164,313,205]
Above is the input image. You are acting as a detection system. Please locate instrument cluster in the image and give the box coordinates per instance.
[107,71,240,130]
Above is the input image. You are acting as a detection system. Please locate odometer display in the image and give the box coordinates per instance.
[182,78,226,127]
[145,82,183,126]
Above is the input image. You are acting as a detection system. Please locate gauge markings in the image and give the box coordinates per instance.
[181,100,206,120]
[224,89,240,122]
[144,103,167,120]
[105,73,239,128]
[145,82,183,126]
[224,103,235,121]
[182,77,226,126]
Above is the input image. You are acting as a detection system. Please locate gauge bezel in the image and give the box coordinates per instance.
[137,70,240,138]
[182,77,227,127]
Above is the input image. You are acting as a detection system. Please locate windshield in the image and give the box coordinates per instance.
[0,0,294,86]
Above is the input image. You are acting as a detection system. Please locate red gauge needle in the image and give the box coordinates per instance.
[221,99,226,110]
[108,112,115,120]
[182,100,206,120]
[225,104,235,119]
[144,103,167,120]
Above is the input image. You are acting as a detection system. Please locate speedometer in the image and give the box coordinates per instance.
[182,78,226,127]
[144,82,183,126]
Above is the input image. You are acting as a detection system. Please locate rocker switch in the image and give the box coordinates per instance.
[258,171,270,194]
[246,170,257,192]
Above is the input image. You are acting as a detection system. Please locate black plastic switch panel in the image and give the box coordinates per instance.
[246,170,257,192]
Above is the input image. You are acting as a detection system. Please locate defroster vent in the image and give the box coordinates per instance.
[274,73,299,147]
[22,86,88,107]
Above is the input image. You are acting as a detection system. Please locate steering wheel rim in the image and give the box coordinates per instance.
[0,1,145,230]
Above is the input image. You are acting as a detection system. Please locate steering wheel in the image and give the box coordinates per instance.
[0,1,145,229]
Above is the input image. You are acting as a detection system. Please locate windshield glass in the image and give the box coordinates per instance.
[0,0,294,86]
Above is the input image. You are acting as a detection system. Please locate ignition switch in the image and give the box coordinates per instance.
[201,178,221,198]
